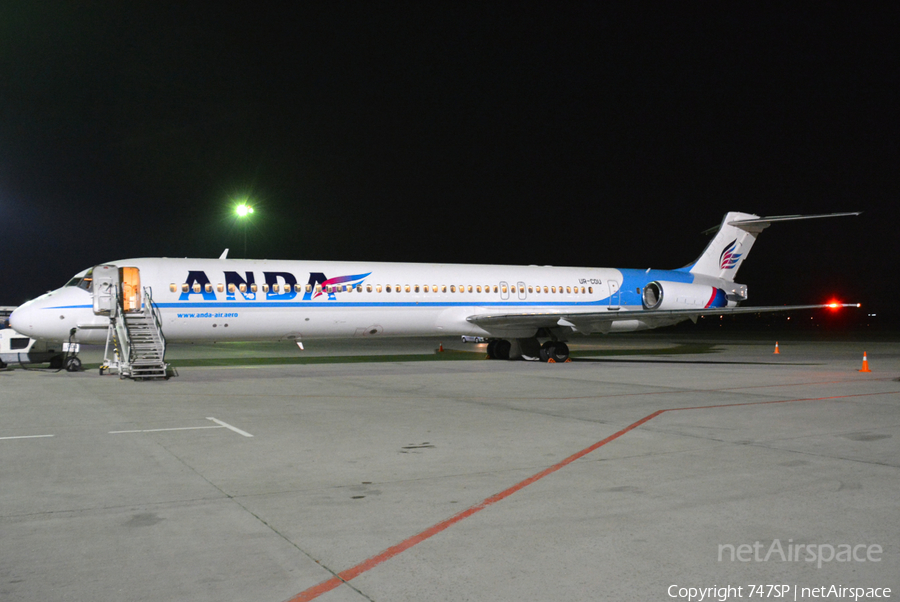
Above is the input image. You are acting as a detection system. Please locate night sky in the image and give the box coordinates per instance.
[1,4,896,318]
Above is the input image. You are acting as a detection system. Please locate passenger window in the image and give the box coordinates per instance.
[566,286,571,294]
[305,284,312,293]
[205,284,213,293]
[551,286,556,293]
[450,285,456,293]
[357,284,363,292]
[528,286,533,293]
[366,284,372,293]
[273,284,280,293]
[501,285,508,293]
[170,284,177,293]
[240,284,247,293]
[396,285,401,293]
[405,285,411,293]
[228,284,236,293]
[193,283,202,293]
[262,284,270,293]
[589,287,593,294]
[386,285,392,293]
[476,285,482,293]
[467,285,473,293]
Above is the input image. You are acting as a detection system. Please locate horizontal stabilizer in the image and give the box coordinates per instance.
[727,212,862,234]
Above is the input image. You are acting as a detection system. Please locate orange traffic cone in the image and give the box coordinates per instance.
[438,343,444,352]
[773,342,780,354]
[859,352,871,373]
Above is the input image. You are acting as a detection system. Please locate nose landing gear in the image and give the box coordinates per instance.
[63,328,83,372]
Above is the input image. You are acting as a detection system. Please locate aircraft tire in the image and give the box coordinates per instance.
[486,340,498,359]
[494,339,511,360]
[65,357,82,372]
[539,341,555,362]
[550,342,569,363]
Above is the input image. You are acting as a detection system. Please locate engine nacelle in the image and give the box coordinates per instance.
[642,281,728,311]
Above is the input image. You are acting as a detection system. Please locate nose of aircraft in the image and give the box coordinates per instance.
[9,305,31,334]
[9,302,35,336]
[8,289,83,340]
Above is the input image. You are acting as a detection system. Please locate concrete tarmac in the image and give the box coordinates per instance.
[1,333,898,601]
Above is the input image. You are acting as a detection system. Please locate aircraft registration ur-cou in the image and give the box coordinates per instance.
[9,211,859,364]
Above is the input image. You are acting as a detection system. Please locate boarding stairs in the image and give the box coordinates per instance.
[103,287,169,380]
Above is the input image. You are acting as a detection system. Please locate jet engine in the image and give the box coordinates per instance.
[642,281,728,311]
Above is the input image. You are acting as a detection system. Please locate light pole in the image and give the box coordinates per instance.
[235,203,254,257]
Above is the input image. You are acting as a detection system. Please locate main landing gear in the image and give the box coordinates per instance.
[486,338,569,363]
[538,340,570,363]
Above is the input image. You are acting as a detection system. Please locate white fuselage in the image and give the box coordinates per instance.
[12,257,652,344]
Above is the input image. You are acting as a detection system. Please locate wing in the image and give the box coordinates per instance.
[466,304,859,335]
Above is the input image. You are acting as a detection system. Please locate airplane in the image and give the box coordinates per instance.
[9,211,859,374]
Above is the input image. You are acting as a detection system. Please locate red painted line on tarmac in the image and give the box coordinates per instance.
[286,410,664,602]
[665,390,892,413]
[285,390,896,601]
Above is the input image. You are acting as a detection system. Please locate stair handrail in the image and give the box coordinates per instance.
[143,286,167,359]
[112,289,133,369]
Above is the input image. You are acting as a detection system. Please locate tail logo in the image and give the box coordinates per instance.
[719,240,742,270]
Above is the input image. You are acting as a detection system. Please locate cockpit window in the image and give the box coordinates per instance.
[65,269,93,291]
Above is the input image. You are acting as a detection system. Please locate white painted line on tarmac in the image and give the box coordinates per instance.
[0,434,55,440]
[206,417,253,438]
[109,426,225,434]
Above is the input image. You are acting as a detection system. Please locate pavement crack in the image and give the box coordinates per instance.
[156,442,375,601]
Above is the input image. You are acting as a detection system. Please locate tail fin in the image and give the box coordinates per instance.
[682,211,760,281]
[681,211,861,281]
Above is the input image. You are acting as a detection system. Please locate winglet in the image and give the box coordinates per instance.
[219,249,229,259]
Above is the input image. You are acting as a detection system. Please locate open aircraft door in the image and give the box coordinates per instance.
[120,267,141,312]
[92,265,119,315]
[91,265,141,315]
